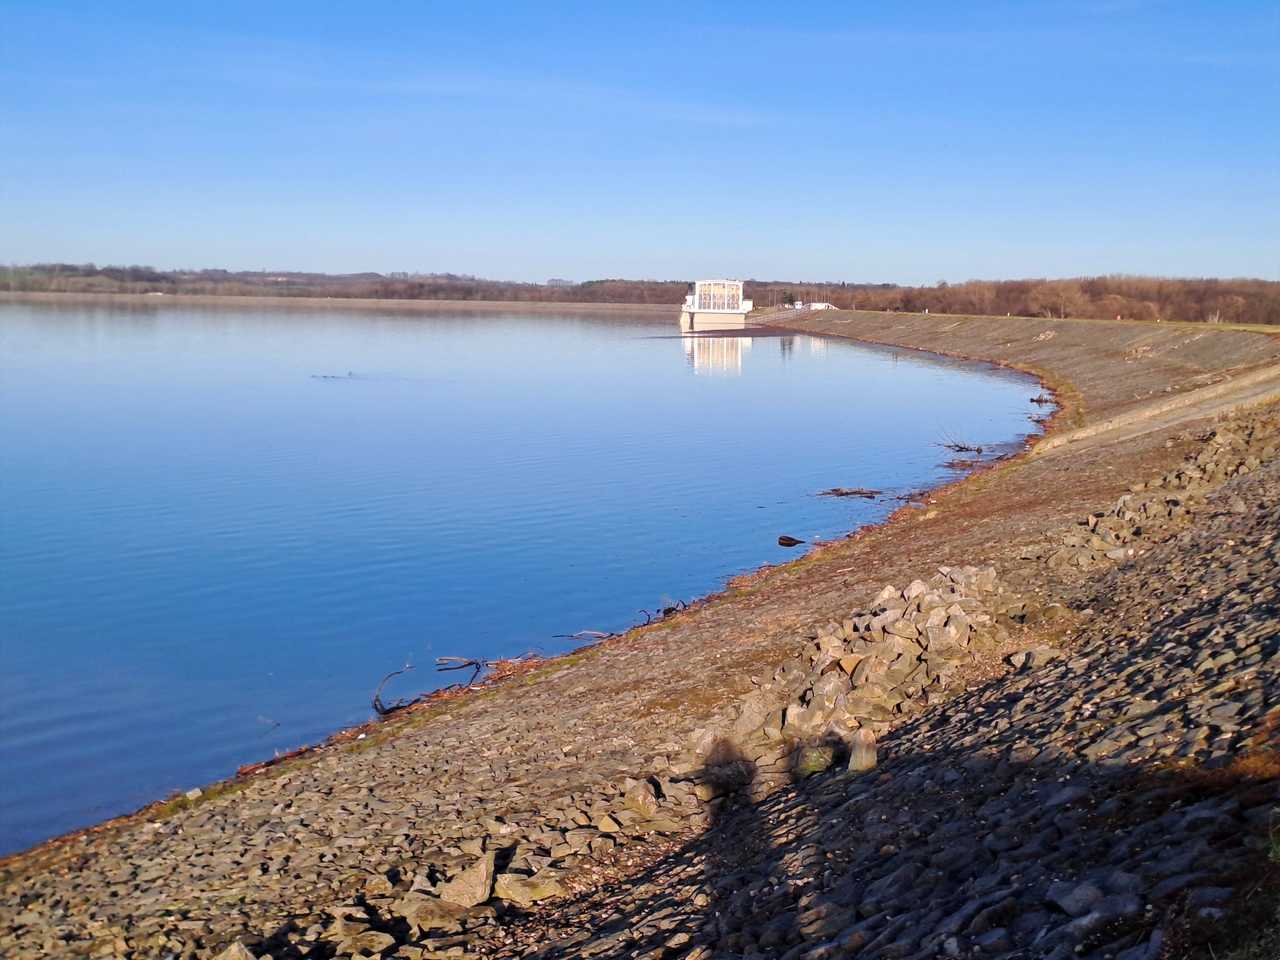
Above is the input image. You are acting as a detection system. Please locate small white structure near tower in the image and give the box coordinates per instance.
[679,279,753,332]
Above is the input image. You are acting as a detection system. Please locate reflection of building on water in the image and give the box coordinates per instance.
[679,279,753,332]
[683,335,752,375]
[805,336,827,356]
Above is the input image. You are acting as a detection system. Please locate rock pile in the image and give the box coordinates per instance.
[716,566,1013,792]
[1032,411,1279,571]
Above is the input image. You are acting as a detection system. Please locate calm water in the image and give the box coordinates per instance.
[0,301,1039,853]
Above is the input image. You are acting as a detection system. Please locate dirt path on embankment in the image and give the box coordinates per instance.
[2,310,1279,960]
[782,310,1280,424]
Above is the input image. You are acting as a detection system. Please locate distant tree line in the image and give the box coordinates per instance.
[0,264,691,306]
[745,276,1280,326]
[3,264,1277,325]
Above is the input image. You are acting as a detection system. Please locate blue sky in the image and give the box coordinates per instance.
[2,1,1277,284]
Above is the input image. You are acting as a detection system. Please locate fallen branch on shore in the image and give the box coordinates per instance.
[819,487,882,499]
[235,653,548,778]
[436,656,490,686]
[372,662,416,717]
[637,600,689,625]
[552,629,615,641]
[937,432,986,456]
[891,490,931,503]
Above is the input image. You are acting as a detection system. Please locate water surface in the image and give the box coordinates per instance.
[0,301,1039,853]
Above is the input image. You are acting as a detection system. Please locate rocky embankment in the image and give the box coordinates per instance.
[2,314,1279,960]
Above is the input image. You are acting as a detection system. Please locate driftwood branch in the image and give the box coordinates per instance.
[372,662,415,717]
[937,429,990,457]
[552,629,615,641]
[819,487,882,499]
[557,598,688,642]
[938,439,984,456]
[436,656,488,686]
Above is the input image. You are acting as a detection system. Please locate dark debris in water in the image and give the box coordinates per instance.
[818,487,882,499]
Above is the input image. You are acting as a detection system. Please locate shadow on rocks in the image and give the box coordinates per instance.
[499,731,1279,960]
[510,736,851,960]
[699,738,793,958]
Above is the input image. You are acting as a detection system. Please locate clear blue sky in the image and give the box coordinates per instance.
[2,1,1277,284]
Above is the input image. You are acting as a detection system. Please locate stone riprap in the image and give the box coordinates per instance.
[3,333,1280,959]
[717,564,1013,792]
[1028,419,1279,572]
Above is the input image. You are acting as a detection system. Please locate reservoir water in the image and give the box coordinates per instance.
[0,300,1040,853]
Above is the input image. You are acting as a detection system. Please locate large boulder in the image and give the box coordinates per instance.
[494,870,565,907]
[885,619,920,641]
[847,728,877,773]
[392,893,466,936]
[439,850,496,907]
[783,702,832,738]
[810,671,851,711]
[792,743,837,778]
[733,691,772,739]
[623,780,660,817]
